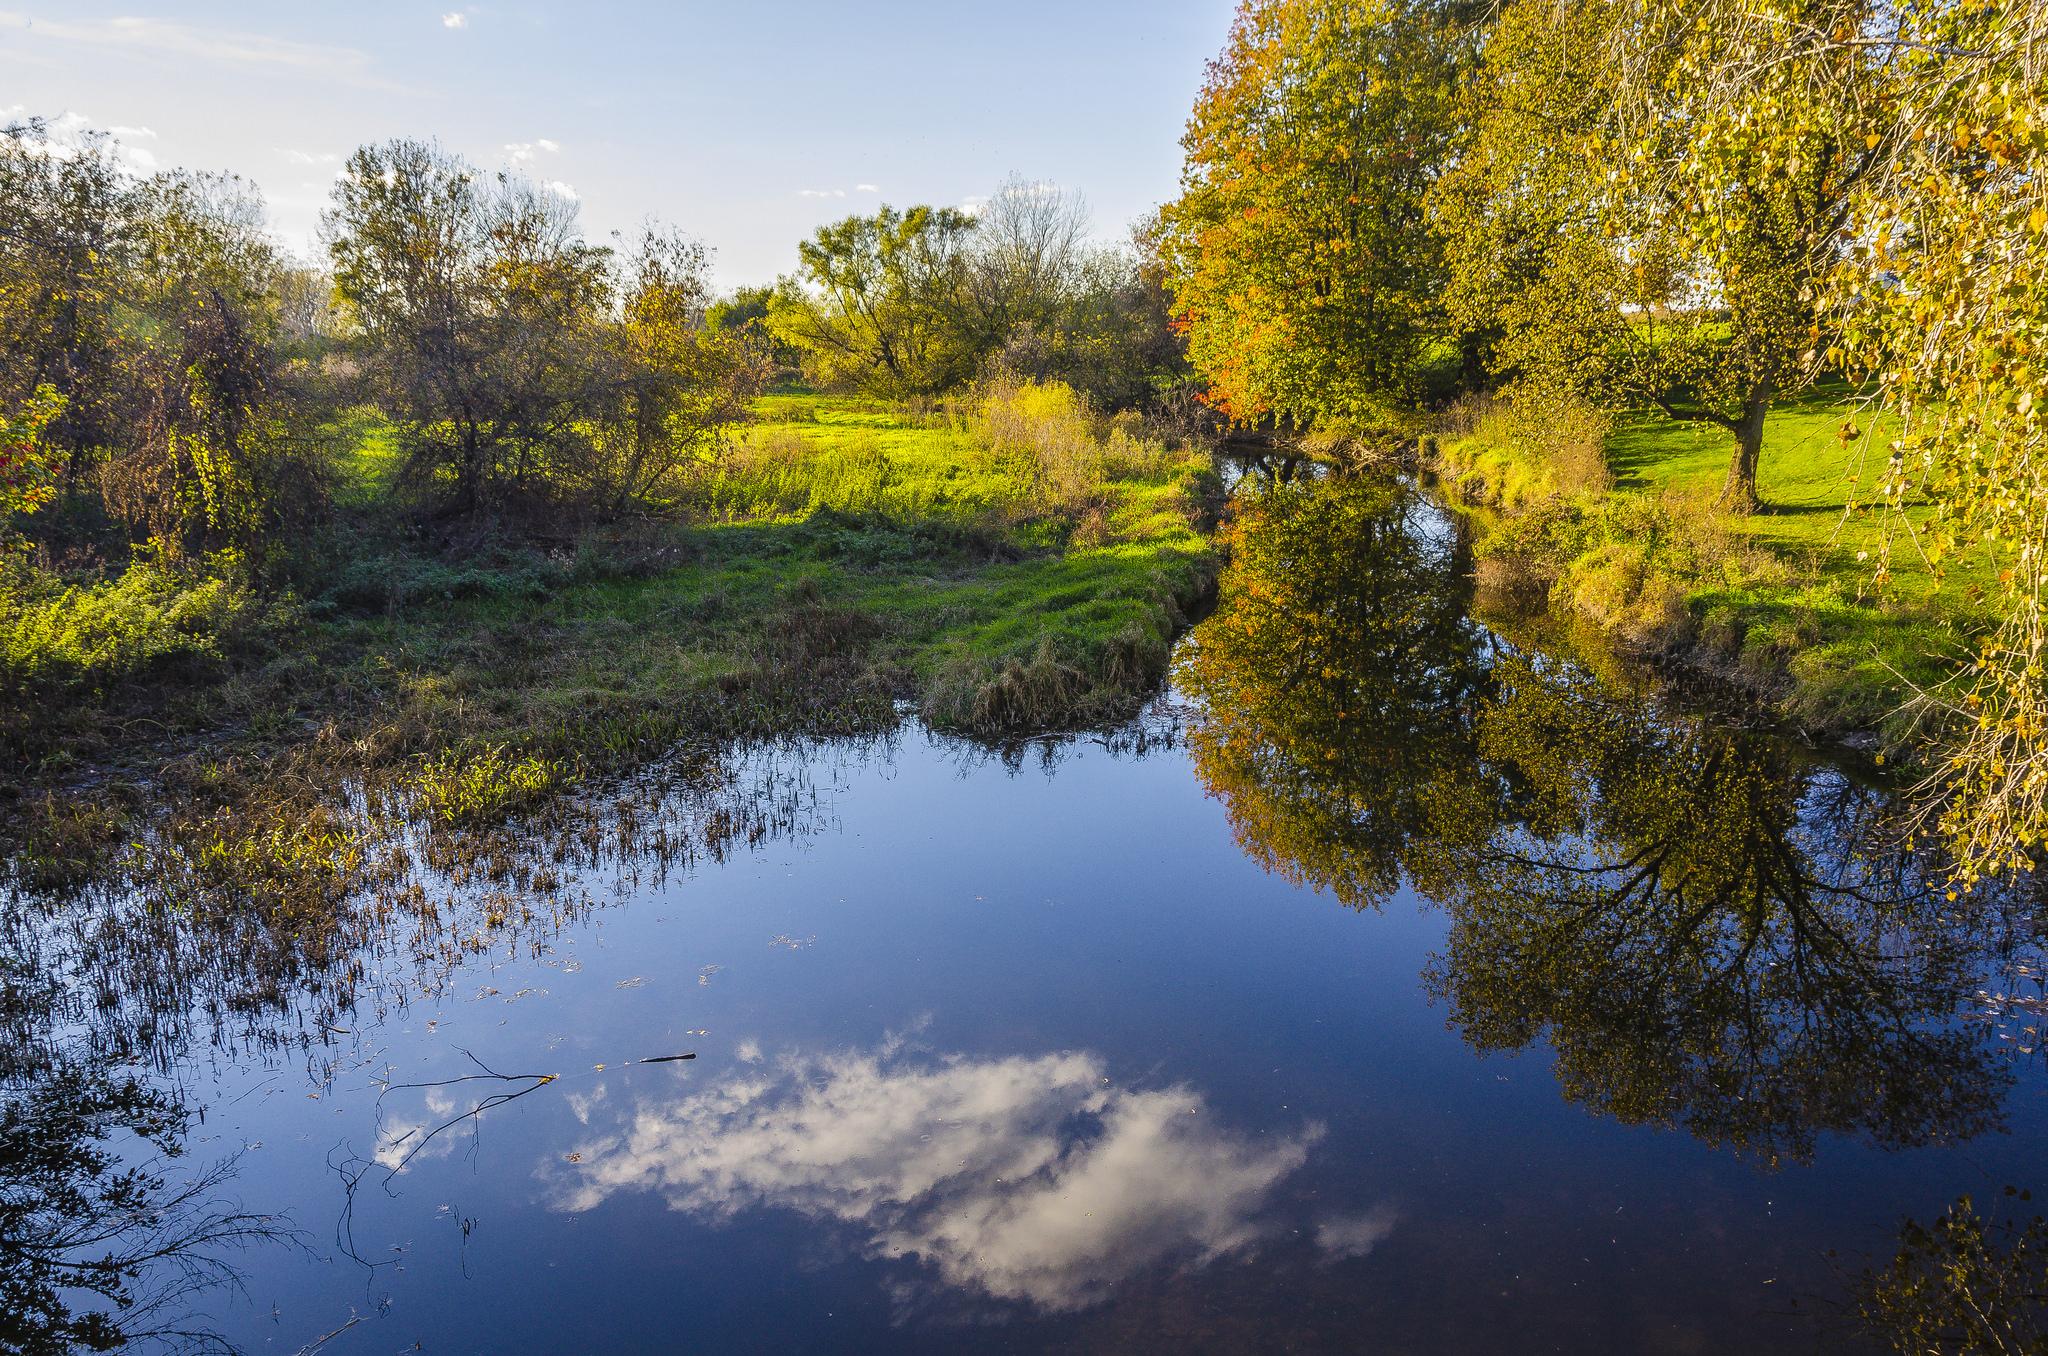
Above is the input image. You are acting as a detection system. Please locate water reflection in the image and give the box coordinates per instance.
[1181,475,2031,1162]
[544,1032,1349,1313]
[0,1052,280,1354]
[1178,477,1490,908]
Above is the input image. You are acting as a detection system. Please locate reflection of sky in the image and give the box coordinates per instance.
[544,1034,1381,1312]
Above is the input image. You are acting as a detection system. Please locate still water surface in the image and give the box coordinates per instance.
[21,478,2048,1353]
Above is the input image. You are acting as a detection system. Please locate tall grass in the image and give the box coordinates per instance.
[1434,385,1613,509]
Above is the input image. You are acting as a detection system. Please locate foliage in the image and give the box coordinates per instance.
[411,744,568,827]
[1564,0,2048,881]
[0,551,267,699]
[0,387,65,535]
[1162,0,1469,431]
[1433,0,1860,511]
[0,122,325,554]
[768,203,983,398]
[1860,1190,2048,1355]
[768,184,1189,410]
[1432,386,1612,509]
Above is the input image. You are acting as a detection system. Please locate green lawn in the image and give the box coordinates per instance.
[1440,388,2000,735]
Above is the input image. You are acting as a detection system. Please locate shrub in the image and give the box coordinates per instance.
[0,550,270,696]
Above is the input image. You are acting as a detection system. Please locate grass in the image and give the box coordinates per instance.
[1434,386,2002,737]
[2,385,1220,900]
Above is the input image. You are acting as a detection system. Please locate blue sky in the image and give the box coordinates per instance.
[0,2,1240,287]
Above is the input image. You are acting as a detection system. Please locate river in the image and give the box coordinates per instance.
[8,473,2045,1354]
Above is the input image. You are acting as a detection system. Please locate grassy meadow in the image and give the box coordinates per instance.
[3,385,1218,889]
[1433,389,1994,736]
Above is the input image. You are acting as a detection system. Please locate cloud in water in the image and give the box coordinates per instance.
[543,1039,1347,1312]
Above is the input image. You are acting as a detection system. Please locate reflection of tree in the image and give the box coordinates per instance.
[1857,1190,2048,1354]
[1184,475,2012,1162]
[1,1055,280,1354]
[1429,659,2007,1162]
[1176,478,1494,907]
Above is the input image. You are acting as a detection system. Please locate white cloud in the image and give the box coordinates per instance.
[107,124,156,139]
[0,11,376,82]
[854,183,880,194]
[504,138,561,165]
[798,188,848,199]
[543,179,579,202]
[543,1040,1326,1312]
[441,11,470,28]
[283,148,340,166]
[1315,1206,1399,1262]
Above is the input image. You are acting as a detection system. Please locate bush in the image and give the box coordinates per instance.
[0,551,270,696]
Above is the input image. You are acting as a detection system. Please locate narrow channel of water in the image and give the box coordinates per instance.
[8,475,2045,1354]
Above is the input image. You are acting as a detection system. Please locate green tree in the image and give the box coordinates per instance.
[1434,0,1868,512]
[1161,0,1470,432]
[767,204,979,397]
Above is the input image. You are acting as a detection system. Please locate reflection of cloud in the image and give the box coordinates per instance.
[544,1042,1324,1311]
[1316,1206,1398,1261]
[375,1089,458,1170]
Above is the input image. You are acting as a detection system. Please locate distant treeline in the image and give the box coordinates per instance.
[0,128,1190,556]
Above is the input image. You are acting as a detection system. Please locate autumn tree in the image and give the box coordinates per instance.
[1434,0,1871,512]
[1593,0,2048,884]
[1161,0,1470,432]
[0,121,135,487]
[589,226,767,513]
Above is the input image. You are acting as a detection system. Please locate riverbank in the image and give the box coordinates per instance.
[3,385,1219,892]
[1426,389,1994,744]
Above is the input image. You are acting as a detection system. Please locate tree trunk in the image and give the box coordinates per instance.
[1719,390,1770,514]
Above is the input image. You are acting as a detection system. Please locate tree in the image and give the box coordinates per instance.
[1583,0,2048,884]
[1161,0,1470,431]
[99,170,325,553]
[955,177,1089,357]
[324,139,610,515]
[0,121,135,487]
[767,204,979,397]
[707,284,802,377]
[589,226,766,513]
[1434,0,1869,512]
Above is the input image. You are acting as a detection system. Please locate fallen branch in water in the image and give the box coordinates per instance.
[334,1045,695,1267]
